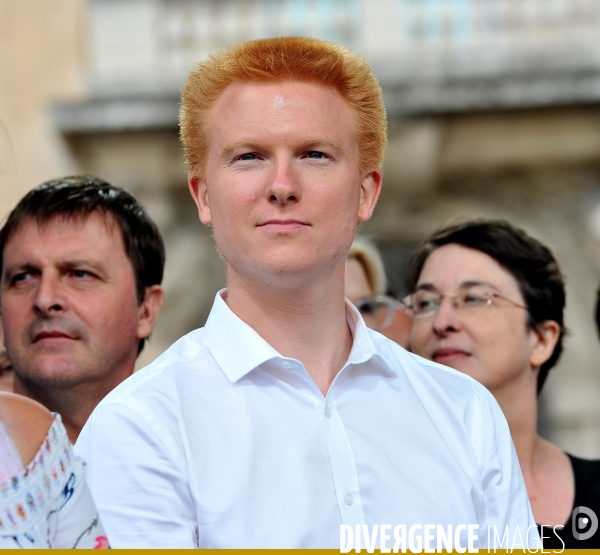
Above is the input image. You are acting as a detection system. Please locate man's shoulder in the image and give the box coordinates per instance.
[96,327,217,409]
[371,331,493,414]
[77,326,227,457]
[372,331,479,386]
[371,333,509,468]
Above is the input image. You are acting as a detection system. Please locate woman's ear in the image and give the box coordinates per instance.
[529,320,561,368]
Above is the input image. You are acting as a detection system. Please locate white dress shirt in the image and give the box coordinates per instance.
[76,290,537,548]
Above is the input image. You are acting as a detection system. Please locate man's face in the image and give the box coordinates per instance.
[189,81,381,282]
[0,212,148,391]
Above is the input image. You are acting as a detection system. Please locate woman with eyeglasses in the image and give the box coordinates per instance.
[405,219,600,549]
[345,237,412,349]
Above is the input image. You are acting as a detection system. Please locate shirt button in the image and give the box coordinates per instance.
[324,406,331,418]
[344,493,354,506]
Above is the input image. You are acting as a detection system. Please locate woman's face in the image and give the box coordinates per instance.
[410,243,540,393]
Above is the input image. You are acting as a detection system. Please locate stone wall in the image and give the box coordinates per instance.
[0,0,86,216]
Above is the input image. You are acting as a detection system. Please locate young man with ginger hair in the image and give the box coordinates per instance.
[76,37,537,548]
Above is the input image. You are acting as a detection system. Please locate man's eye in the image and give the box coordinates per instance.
[238,153,257,161]
[72,270,91,279]
[11,272,31,285]
[307,151,326,159]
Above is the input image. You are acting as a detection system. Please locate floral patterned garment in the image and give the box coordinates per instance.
[0,421,23,482]
[0,414,109,548]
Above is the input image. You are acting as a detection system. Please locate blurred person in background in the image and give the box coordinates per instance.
[0,321,14,392]
[0,176,165,443]
[406,219,600,549]
[345,237,411,348]
[0,391,108,547]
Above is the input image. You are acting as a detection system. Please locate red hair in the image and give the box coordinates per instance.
[179,36,387,178]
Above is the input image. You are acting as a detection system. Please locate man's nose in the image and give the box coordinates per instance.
[33,273,66,315]
[431,296,462,336]
[267,157,299,204]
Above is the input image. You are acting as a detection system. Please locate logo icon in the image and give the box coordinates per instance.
[572,506,598,541]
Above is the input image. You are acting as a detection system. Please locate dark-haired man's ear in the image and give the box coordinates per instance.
[529,320,561,369]
[189,174,211,225]
[136,285,164,341]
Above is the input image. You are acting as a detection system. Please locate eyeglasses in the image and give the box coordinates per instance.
[403,288,528,319]
[354,295,408,331]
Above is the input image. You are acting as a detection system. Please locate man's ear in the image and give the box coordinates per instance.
[136,285,164,341]
[189,173,212,225]
[529,320,561,369]
[357,169,383,223]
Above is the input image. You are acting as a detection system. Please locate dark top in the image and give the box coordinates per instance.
[539,454,600,549]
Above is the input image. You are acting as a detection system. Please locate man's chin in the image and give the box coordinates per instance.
[16,358,87,389]
[231,255,327,280]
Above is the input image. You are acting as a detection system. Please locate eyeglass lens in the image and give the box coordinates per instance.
[357,300,393,330]
[411,287,493,317]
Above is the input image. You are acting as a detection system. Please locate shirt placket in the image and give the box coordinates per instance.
[322,389,366,527]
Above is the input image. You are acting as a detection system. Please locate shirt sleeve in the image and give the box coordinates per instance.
[74,402,198,548]
[472,385,541,550]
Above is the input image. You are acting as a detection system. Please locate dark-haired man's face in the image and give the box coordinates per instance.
[0,212,159,395]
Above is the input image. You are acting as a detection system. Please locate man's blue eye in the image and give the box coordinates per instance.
[239,153,256,161]
[73,270,90,278]
[307,151,325,159]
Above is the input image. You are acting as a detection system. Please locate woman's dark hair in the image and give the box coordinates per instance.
[0,175,165,354]
[406,219,565,393]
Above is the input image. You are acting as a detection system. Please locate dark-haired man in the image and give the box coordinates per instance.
[0,175,164,442]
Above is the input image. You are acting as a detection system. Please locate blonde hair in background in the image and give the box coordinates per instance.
[180,36,387,179]
[348,237,387,296]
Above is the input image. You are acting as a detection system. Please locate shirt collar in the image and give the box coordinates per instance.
[203,289,394,383]
[344,301,397,377]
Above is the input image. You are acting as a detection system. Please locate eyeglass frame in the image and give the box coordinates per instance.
[402,289,528,319]
[353,294,410,330]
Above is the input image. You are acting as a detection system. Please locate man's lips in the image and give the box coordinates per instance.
[33,331,74,343]
[432,347,470,363]
[257,220,309,232]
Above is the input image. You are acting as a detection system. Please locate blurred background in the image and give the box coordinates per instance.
[2,0,600,456]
